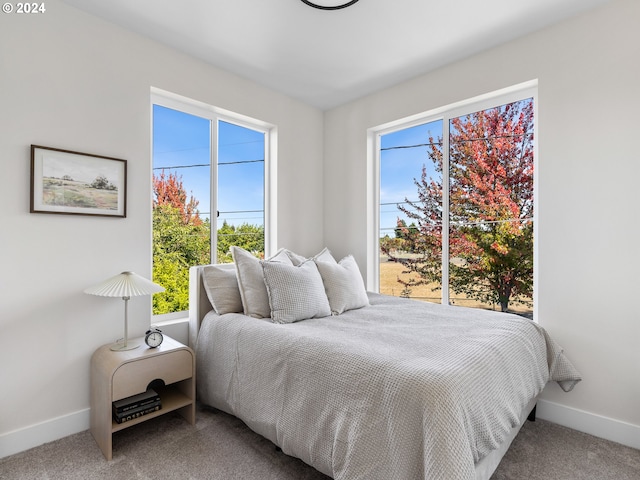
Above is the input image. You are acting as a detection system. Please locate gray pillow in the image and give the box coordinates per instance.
[262,260,331,324]
[315,255,369,315]
[201,264,243,315]
[231,246,293,318]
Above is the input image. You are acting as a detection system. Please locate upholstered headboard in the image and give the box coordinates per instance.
[188,263,236,348]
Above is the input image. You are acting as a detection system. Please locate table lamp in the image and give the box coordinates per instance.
[84,271,165,351]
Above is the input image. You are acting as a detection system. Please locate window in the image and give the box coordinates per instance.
[151,91,273,317]
[373,84,536,317]
[379,119,444,301]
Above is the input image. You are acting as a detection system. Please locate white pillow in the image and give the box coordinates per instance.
[315,255,369,315]
[286,247,336,265]
[284,249,307,266]
[201,264,243,315]
[231,246,293,318]
[314,247,336,263]
[262,260,331,324]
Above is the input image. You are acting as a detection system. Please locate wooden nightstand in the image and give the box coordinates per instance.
[90,335,195,460]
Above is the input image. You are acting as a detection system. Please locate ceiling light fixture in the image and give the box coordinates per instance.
[301,0,360,10]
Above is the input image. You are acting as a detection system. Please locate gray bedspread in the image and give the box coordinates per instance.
[196,293,581,480]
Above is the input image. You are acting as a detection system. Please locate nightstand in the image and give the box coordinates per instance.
[90,335,195,460]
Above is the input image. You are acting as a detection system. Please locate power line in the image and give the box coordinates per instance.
[381,141,440,151]
[152,159,264,170]
[217,232,263,237]
[379,217,533,232]
[450,217,533,227]
[380,200,420,206]
[453,132,533,144]
[152,208,263,216]
[221,209,263,214]
[219,159,264,165]
[153,164,208,170]
[381,132,533,152]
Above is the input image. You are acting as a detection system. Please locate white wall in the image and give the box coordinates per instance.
[0,0,323,457]
[323,0,640,447]
[1,0,638,460]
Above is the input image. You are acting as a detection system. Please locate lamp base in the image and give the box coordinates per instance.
[110,342,140,351]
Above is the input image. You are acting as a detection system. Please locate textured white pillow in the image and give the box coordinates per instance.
[201,264,243,315]
[262,260,331,324]
[231,246,293,318]
[315,255,369,315]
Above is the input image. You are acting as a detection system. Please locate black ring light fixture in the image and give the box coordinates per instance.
[301,0,360,10]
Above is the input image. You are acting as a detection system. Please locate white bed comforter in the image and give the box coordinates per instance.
[196,293,581,480]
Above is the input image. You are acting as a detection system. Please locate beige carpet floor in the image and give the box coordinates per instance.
[1,403,639,479]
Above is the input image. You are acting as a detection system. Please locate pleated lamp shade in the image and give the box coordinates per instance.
[84,271,165,298]
[85,272,164,351]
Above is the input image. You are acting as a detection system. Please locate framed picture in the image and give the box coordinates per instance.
[30,145,127,217]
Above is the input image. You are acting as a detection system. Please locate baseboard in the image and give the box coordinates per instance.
[0,408,90,459]
[2,400,637,460]
[537,399,640,450]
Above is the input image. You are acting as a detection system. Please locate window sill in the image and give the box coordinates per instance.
[151,316,189,346]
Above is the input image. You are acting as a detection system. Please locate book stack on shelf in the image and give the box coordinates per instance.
[112,389,161,424]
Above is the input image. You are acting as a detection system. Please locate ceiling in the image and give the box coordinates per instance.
[61,0,611,110]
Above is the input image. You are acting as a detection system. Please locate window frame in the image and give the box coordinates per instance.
[151,88,277,321]
[367,80,538,319]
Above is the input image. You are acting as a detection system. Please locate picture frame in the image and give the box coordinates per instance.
[30,145,127,217]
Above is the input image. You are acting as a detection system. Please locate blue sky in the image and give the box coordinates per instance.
[152,105,265,227]
[379,119,442,237]
[153,103,443,237]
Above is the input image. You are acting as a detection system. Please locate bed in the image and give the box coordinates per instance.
[188,251,581,480]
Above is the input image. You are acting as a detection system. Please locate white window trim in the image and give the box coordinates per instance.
[367,80,538,319]
[150,87,277,318]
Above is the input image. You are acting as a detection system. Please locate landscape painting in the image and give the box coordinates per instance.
[30,145,126,217]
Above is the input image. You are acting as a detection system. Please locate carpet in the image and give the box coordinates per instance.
[1,403,638,479]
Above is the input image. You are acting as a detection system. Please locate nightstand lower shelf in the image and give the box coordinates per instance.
[111,386,193,432]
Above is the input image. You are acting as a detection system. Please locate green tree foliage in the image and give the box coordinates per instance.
[152,171,265,315]
[380,220,419,258]
[384,99,534,312]
[216,221,264,263]
[152,172,210,315]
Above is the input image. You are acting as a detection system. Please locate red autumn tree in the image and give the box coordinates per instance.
[153,171,202,226]
[385,98,534,312]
